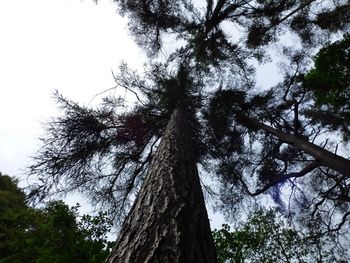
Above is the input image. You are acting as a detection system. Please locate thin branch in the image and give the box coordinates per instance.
[241,161,320,196]
[88,86,117,106]
[328,211,350,232]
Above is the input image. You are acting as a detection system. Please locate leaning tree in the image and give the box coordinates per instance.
[29,0,350,262]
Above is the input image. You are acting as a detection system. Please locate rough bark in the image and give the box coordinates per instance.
[106,108,217,263]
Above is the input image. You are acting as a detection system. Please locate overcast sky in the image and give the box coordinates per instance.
[0,0,283,231]
[0,0,145,176]
[0,0,150,228]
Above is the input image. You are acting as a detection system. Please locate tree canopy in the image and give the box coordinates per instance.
[213,208,348,262]
[0,173,113,263]
[304,34,350,140]
[28,0,350,249]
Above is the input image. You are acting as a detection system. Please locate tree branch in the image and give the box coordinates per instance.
[240,161,320,196]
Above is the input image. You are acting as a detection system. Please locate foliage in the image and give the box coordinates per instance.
[305,35,350,108]
[304,35,350,140]
[0,173,30,263]
[199,47,350,233]
[0,173,113,263]
[117,0,187,54]
[314,3,350,32]
[116,0,349,58]
[213,209,345,263]
[28,65,205,223]
[28,0,350,238]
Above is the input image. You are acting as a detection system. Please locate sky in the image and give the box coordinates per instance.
[0,0,282,231]
[0,0,149,228]
[0,0,145,175]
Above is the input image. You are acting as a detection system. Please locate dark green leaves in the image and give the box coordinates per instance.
[0,173,114,263]
[304,35,350,139]
[315,4,350,32]
[213,209,342,263]
[305,35,350,108]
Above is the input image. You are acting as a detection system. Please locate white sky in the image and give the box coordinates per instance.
[0,0,282,231]
[0,0,145,175]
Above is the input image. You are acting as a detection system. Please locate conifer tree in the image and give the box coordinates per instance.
[29,0,350,261]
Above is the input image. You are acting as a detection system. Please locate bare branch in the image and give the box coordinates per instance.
[241,161,320,196]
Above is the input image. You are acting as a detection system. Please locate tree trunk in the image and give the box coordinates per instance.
[106,108,217,263]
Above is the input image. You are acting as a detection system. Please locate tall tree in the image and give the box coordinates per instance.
[107,106,216,262]
[30,66,220,262]
[29,0,350,262]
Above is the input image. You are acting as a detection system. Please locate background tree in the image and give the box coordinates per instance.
[0,173,31,263]
[213,208,347,263]
[0,173,113,263]
[304,34,350,140]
